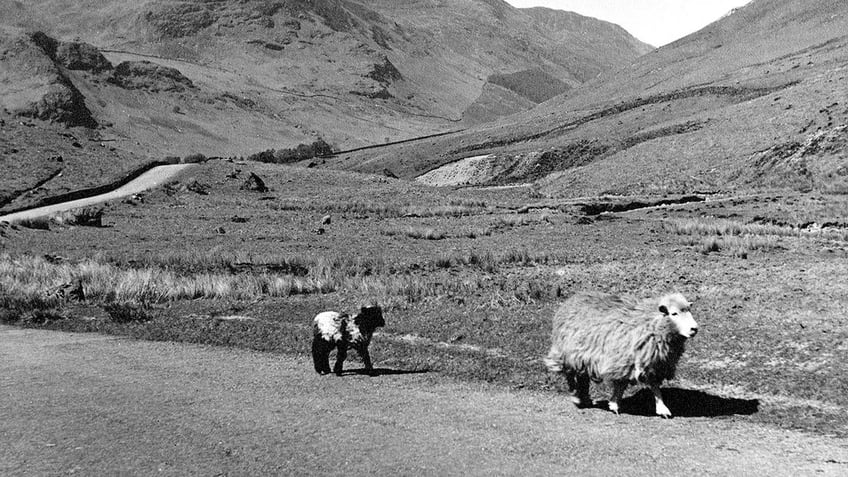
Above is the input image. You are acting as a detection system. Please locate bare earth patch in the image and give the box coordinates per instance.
[2,325,847,476]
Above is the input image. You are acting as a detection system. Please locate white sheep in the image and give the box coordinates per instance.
[544,292,698,418]
[312,305,385,376]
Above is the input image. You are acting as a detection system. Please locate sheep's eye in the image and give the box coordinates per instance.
[672,312,678,316]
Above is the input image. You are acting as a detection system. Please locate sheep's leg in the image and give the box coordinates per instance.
[358,346,376,376]
[311,337,332,375]
[570,372,592,408]
[333,343,347,376]
[651,383,672,418]
[608,380,628,415]
[563,369,583,407]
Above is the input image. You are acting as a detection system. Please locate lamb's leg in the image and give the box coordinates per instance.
[333,343,347,376]
[358,346,376,376]
[311,337,331,375]
[608,380,628,415]
[651,383,672,418]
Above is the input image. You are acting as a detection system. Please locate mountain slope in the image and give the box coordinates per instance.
[333,0,848,196]
[0,0,651,158]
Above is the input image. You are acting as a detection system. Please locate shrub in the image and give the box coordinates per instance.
[52,207,103,227]
[247,138,334,164]
[182,153,207,164]
[12,217,50,230]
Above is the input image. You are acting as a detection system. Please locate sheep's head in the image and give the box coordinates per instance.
[355,305,385,331]
[658,293,698,338]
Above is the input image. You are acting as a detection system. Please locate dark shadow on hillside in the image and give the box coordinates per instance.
[596,387,759,418]
[340,367,432,377]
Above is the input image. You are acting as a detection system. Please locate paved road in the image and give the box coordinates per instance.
[1,325,846,476]
[0,164,194,223]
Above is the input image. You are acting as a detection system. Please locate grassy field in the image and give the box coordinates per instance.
[1,160,847,437]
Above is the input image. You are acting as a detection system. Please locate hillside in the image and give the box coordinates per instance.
[0,0,650,156]
[333,0,848,197]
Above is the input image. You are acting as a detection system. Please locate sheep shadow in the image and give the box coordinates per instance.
[339,367,431,377]
[596,387,759,418]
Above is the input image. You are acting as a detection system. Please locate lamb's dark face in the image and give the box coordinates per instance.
[659,293,698,338]
[357,306,385,330]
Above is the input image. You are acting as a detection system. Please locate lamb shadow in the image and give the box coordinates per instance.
[340,367,432,377]
[597,387,759,418]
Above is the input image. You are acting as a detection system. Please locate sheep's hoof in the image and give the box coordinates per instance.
[608,402,620,415]
[656,404,673,419]
[570,396,593,409]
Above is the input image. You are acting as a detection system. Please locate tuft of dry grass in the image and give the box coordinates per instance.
[683,235,780,257]
[383,226,447,240]
[266,199,488,219]
[0,254,338,306]
[666,218,801,238]
[667,217,848,256]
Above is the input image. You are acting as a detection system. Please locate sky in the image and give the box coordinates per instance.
[504,0,752,47]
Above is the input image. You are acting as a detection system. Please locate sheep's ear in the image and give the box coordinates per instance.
[659,305,669,315]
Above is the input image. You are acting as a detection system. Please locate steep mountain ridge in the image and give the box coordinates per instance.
[0,0,651,158]
[333,0,848,196]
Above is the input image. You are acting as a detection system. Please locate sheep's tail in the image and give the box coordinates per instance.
[544,348,564,373]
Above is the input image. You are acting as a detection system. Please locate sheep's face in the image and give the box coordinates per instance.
[356,305,385,330]
[659,293,698,338]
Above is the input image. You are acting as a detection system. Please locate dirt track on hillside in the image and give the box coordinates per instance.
[1,325,846,475]
[0,164,194,223]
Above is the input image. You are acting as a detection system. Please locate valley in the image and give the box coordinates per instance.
[1,0,847,472]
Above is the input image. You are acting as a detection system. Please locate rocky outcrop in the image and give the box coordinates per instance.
[30,32,113,73]
[107,61,195,92]
[0,31,97,128]
[55,41,113,73]
[366,56,402,85]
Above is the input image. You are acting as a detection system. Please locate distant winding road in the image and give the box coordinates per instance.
[0,164,194,224]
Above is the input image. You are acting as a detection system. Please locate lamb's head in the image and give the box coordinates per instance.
[658,293,698,338]
[354,305,385,332]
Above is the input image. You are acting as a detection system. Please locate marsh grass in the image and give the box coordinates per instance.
[666,218,801,238]
[434,248,559,272]
[114,250,388,278]
[667,217,848,240]
[268,199,488,219]
[0,254,339,307]
[668,217,848,256]
[684,235,780,257]
[0,250,551,314]
[383,226,447,240]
